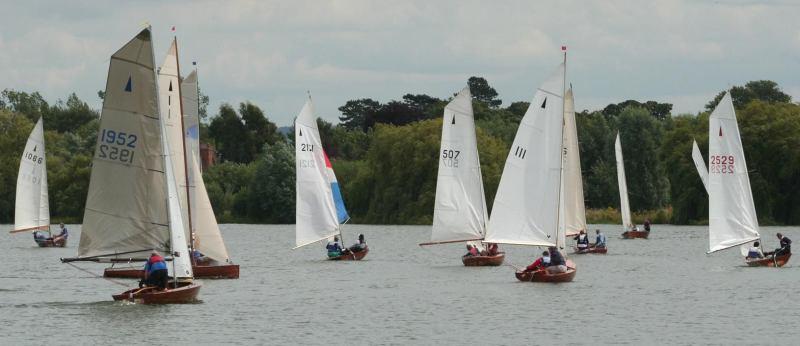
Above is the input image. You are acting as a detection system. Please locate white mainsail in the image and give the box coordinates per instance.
[78,28,171,258]
[485,63,565,246]
[692,139,709,192]
[182,70,200,172]
[188,153,231,262]
[560,87,586,238]
[158,39,191,241]
[295,98,347,248]
[707,92,760,255]
[161,112,193,279]
[14,117,50,233]
[427,86,487,244]
[615,133,632,232]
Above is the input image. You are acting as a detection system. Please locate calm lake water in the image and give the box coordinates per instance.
[1,224,798,345]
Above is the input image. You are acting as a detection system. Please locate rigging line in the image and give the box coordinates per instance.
[65,262,130,287]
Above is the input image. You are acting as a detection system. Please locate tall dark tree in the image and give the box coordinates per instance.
[338,98,380,131]
[467,76,502,108]
[45,93,99,133]
[208,104,252,163]
[0,90,49,123]
[705,80,792,111]
[505,101,530,118]
[240,101,281,155]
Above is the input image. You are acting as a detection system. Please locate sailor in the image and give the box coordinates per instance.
[574,230,590,251]
[765,233,792,258]
[644,219,651,232]
[746,241,764,259]
[326,236,343,257]
[349,234,366,252]
[486,243,500,256]
[52,223,68,243]
[523,251,550,272]
[546,247,567,274]
[464,244,480,257]
[141,251,168,290]
[594,229,607,248]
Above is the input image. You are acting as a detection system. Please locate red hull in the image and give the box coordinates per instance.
[573,246,608,254]
[746,253,791,267]
[113,281,201,304]
[193,263,240,279]
[35,238,67,247]
[515,268,577,283]
[105,263,240,279]
[462,253,505,266]
[328,247,369,261]
[622,231,649,239]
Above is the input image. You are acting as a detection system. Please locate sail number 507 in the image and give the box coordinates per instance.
[442,149,460,167]
[710,155,734,174]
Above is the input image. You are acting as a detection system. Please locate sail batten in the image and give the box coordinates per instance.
[707,92,760,256]
[615,133,632,232]
[485,63,565,246]
[14,117,50,233]
[430,87,487,244]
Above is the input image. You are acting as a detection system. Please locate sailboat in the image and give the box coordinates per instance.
[483,56,576,283]
[561,88,600,254]
[419,86,503,266]
[9,117,57,247]
[691,140,709,192]
[616,133,649,239]
[703,92,788,267]
[103,41,238,279]
[61,28,200,304]
[294,97,368,260]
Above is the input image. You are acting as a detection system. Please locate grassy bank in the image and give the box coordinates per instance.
[586,207,673,225]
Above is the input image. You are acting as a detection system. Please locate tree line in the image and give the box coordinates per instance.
[0,79,797,225]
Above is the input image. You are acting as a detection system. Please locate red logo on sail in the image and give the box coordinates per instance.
[719,127,723,137]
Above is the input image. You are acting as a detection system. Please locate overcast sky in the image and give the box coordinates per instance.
[1,0,798,126]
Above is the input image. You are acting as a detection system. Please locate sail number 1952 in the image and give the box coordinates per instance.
[710,155,734,174]
[97,129,137,164]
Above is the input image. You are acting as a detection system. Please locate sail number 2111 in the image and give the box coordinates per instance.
[97,129,137,164]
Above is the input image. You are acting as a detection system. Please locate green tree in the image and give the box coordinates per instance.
[245,141,295,223]
[208,104,253,163]
[705,80,792,111]
[338,98,380,131]
[468,77,501,108]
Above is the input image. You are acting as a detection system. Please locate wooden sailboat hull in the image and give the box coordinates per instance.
[104,263,241,279]
[113,281,201,304]
[746,253,791,267]
[462,253,505,266]
[35,238,67,248]
[621,231,649,239]
[328,247,369,261]
[515,268,577,283]
[573,246,607,254]
[193,263,240,279]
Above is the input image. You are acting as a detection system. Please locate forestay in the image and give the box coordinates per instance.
[707,92,760,255]
[560,87,586,238]
[158,39,191,241]
[14,117,50,232]
[692,140,709,192]
[79,28,171,258]
[615,133,632,232]
[485,63,564,246]
[295,99,349,248]
[428,87,487,244]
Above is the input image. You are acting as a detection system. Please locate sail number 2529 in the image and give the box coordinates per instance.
[710,155,735,174]
[97,129,137,164]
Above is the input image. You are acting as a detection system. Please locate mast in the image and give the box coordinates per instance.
[554,47,567,251]
[173,35,195,260]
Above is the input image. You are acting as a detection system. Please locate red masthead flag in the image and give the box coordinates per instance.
[561,45,567,51]
[171,26,176,32]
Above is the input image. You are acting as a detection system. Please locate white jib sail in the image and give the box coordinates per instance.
[188,152,231,262]
[295,99,340,248]
[161,112,193,279]
[79,28,171,258]
[485,63,565,246]
[561,87,586,238]
[692,139,709,192]
[615,133,632,232]
[158,38,191,242]
[182,70,200,173]
[14,116,50,232]
[707,92,760,255]
[429,86,487,244]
